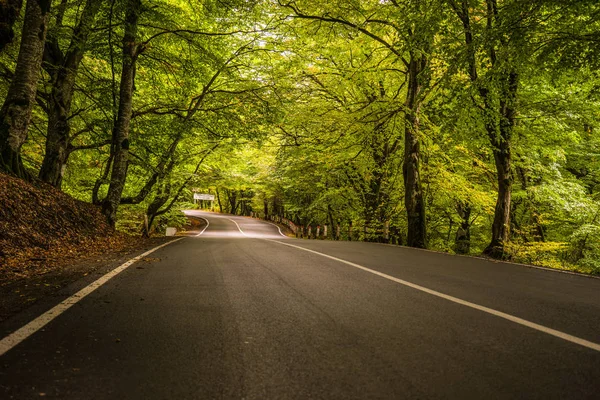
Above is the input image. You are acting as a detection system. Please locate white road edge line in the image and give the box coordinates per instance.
[227,218,249,237]
[267,239,600,353]
[0,238,184,357]
[195,217,210,236]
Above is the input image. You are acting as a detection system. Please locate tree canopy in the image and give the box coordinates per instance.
[1,0,599,273]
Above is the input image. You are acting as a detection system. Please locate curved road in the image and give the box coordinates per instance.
[1,211,599,399]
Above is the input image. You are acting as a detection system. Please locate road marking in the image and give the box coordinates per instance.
[229,217,286,238]
[195,217,210,236]
[266,221,287,237]
[268,240,600,353]
[228,218,249,237]
[189,213,284,239]
[0,238,184,357]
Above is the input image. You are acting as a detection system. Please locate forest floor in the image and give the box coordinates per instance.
[0,173,201,321]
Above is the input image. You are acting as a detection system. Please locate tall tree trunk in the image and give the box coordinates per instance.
[226,189,237,214]
[485,141,512,256]
[483,71,517,258]
[232,192,239,214]
[451,0,518,259]
[0,0,52,179]
[102,0,141,227]
[362,98,394,243]
[364,149,387,242]
[327,205,337,240]
[263,196,269,219]
[0,0,23,53]
[454,202,471,254]
[216,188,223,212]
[39,0,102,188]
[403,53,427,249]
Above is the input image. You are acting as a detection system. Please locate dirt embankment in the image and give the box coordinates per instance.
[0,172,117,276]
[0,173,171,320]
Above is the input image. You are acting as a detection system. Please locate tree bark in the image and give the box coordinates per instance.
[403,53,427,249]
[363,125,391,242]
[145,149,216,233]
[102,0,141,227]
[451,0,518,259]
[118,59,226,204]
[485,143,511,253]
[120,156,175,205]
[0,0,52,179]
[216,188,223,212]
[263,197,269,220]
[146,182,171,232]
[483,71,517,258]
[327,204,336,240]
[454,202,471,254]
[38,0,102,188]
[227,189,238,214]
[0,0,23,53]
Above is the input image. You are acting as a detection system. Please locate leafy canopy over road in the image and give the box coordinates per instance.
[0,0,599,273]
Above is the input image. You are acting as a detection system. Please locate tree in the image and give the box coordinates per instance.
[0,0,598,274]
[0,0,23,53]
[0,0,52,178]
[278,0,446,248]
[448,0,530,258]
[101,0,142,227]
[39,0,104,188]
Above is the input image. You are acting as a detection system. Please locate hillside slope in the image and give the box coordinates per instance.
[0,173,118,279]
[0,173,181,320]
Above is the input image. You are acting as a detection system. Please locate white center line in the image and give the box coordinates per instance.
[266,221,287,237]
[267,239,600,353]
[195,217,210,236]
[0,238,184,357]
[228,218,249,237]
[228,217,286,238]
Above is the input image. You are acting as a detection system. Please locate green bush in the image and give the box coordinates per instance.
[153,209,188,234]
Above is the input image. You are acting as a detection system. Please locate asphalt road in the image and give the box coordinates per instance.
[1,211,599,399]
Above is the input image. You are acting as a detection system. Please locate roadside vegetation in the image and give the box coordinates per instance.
[1,0,599,275]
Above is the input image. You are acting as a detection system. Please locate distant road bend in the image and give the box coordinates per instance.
[1,211,599,399]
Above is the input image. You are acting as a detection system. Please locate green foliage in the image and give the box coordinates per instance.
[567,223,600,274]
[0,0,599,271]
[153,209,188,233]
[506,242,569,271]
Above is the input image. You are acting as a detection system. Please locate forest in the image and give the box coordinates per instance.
[0,0,599,274]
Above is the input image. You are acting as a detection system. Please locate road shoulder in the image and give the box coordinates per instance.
[0,236,176,333]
